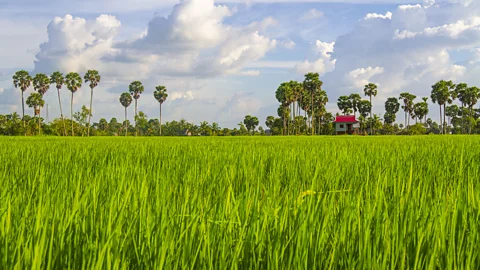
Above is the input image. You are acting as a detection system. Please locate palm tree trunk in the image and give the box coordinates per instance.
[124,107,127,136]
[71,92,74,136]
[135,99,138,137]
[404,108,407,130]
[21,91,26,136]
[443,104,447,135]
[159,103,162,136]
[311,92,314,136]
[57,88,67,136]
[283,105,286,136]
[38,108,41,135]
[439,105,442,135]
[87,87,93,137]
[470,106,473,134]
[370,95,373,134]
[293,102,296,135]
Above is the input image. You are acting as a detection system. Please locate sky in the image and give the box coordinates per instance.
[1,0,480,128]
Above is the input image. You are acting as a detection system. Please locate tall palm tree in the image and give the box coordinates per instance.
[129,81,144,136]
[348,94,362,118]
[26,92,45,135]
[32,73,50,135]
[276,82,291,135]
[12,70,32,136]
[153,85,168,136]
[337,96,352,115]
[303,72,322,136]
[422,97,429,123]
[431,80,455,135]
[399,93,416,129]
[65,72,82,136]
[119,92,132,136]
[50,72,67,136]
[455,83,468,134]
[315,89,329,134]
[461,86,480,134]
[364,83,378,133]
[84,70,101,137]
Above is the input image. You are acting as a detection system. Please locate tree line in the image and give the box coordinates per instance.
[266,72,480,135]
[2,70,480,137]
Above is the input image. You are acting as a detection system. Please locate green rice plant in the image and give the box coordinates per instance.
[0,136,479,269]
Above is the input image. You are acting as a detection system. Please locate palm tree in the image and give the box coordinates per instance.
[303,73,322,136]
[431,80,455,134]
[290,81,302,135]
[65,72,82,136]
[348,94,362,118]
[12,70,32,136]
[129,81,144,136]
[26,92,45,135]
[119,92,132,136]
[384,97,400,125]
[399,93,416,129]
[50,72,67,136]
[461,86,480,134]
[153,85,168,136]
[337,96,352,115]
[84,70,101,137]
[455,83,468,133]
[422,97,429,123]
[276,82,291,135]
[364,83,378,133]
[211,122,221,136]
[32,73,50,135]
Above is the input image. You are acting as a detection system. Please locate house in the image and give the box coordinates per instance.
[334,115,360,135]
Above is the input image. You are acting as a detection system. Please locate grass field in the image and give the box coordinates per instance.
[1,136,480,269]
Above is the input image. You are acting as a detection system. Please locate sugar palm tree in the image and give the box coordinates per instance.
[129,81,144,136]
[431,80,455,134]
[119,92,132,136]
[276,82,291,135]
[303,72,322,136]
[12,70,32,136]
[153,85,168,136]
[50,72,67,136]
[84,70,101,137]
[26,92,45,135]
[364,83,378,133]
[32,73,50,135]
[348,94,362,118]
[65,72,82,136]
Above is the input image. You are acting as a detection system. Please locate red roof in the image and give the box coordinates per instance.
[334,115,358,123]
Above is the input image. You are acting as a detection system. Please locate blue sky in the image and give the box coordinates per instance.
[1,0,479,128]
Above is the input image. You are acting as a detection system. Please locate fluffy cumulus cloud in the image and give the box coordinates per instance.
[296,40,336,75]
[295,0,480,118]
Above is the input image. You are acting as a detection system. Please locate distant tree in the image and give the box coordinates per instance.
[337,96,352,115]
[348,94,362,118]
[414,101,429,124]
[84,70,101,137]
[244,115,260,135]
[12,70,32,136]
[276,82,291,135]
[384,97,400,125]
[119,93,133,136]
[153,85,168,136]
[129,81,144,136]
[32,73,50,134]
[364,83,378,118]
[303,72,322,135]
[431,80,455,134]
[458,86,480,134]
[399,93,416,129]
[50,72,67,136]
[211,122,221,136]
[358,100,372,119]
[65,72,82,136]
[26,92,45,135]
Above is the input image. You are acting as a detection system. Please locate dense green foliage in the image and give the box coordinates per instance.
[1,137,480,268]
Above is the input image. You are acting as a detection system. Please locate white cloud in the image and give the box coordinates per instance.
[345,66,384,88]
[296,40,336,74]
[364,12,392,20]
[300,9,324,21]
[281,39,297,49]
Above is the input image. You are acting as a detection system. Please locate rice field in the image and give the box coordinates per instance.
[1,136,480,269]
